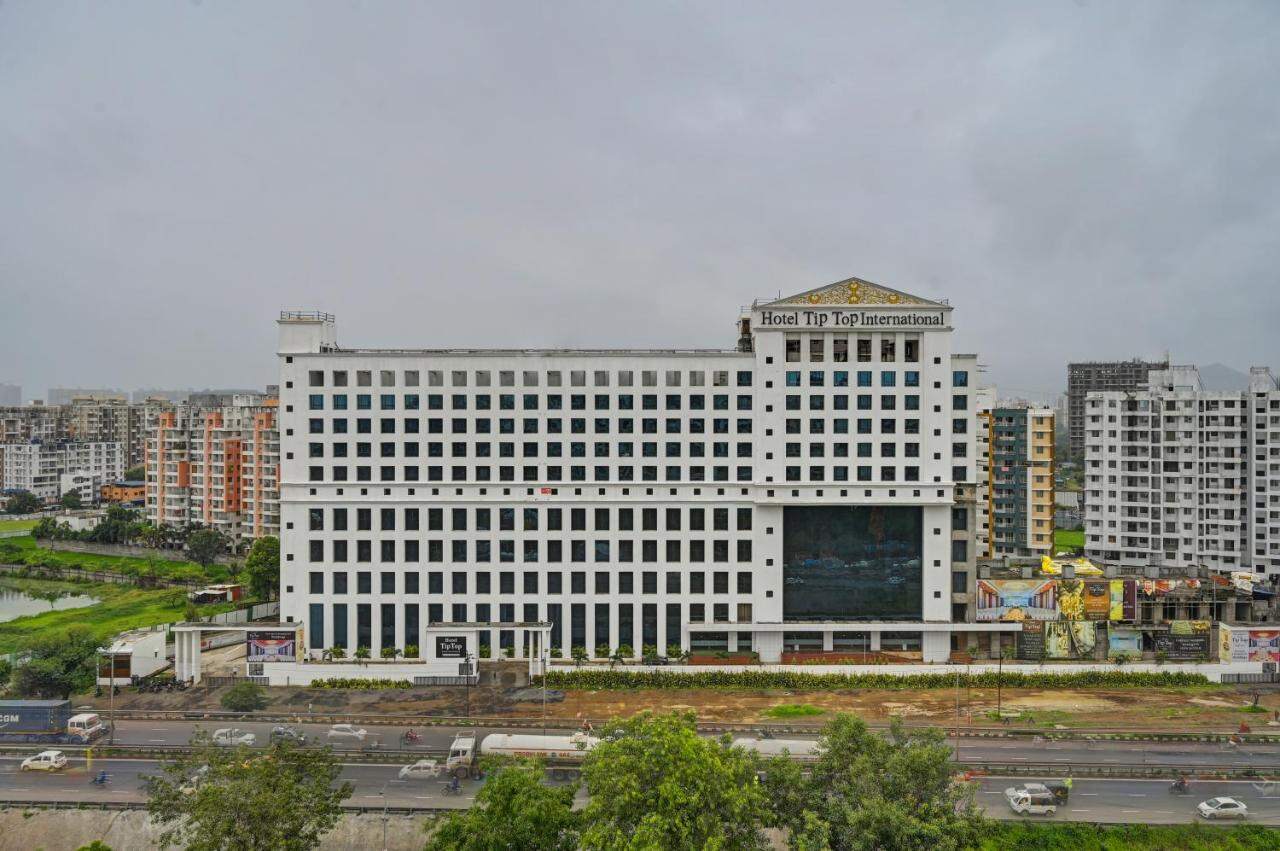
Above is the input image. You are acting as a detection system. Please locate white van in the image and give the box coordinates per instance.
[67,713,106,742]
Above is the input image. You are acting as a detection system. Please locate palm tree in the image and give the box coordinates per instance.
[570,646,588,668]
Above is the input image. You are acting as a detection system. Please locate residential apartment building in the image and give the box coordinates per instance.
[0,403,71,445]
[68,395,151,469]
[1084,365,1280,575]
[981,406,1055,557]
[1067,359,1167,459]
[145,395,280,547]
[0,440,124,502]
[276,277,1010,664]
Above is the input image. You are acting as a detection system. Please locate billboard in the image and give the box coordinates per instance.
[1109,580,1137,621]
[1107,628,1143,659]
[435,635,467,659]
[246,631,296,663]
[1015,621,1045,660]
[1220,627,1280,663]
[1058,579,1112,621]
[1043,621,1097,659]
[1154,620,1210,660]
[976,579,1057,622]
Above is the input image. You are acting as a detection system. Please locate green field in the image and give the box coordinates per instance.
[0,575,236,653]
[0,518,38,533]
[0,534,227,583]
[1054,528,1084,551]
[981,822,1279,850]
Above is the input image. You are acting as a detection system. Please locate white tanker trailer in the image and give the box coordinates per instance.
[411,731,820,780]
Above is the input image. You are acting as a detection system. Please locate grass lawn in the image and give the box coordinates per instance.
[0,575,237,653]
[762,703,826,719]
[0,518,38,533]
[1054,528,1084,551]
[0,534,228,583]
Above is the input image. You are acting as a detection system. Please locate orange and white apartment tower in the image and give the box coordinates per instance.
[144,395,279,548]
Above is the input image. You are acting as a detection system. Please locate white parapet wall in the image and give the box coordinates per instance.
[259,659,473,686]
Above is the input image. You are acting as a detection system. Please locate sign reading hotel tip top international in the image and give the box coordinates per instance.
[754,308,949,330]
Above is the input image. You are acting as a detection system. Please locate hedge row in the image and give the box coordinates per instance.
[306,677,413,690]
[538,668,1212,691]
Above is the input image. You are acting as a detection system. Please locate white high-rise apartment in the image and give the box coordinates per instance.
[277,278,1005,663]
[1084,365,1280,575]
[0,441,123,502]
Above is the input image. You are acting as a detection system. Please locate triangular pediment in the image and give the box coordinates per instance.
[763,275,946,308]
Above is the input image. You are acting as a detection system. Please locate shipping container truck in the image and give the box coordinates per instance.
[0,700,107,744]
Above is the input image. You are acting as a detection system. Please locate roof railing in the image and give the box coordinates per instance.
[278,311,335,322]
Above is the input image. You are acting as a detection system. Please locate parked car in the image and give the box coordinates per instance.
[269,725,308,745]
[1005,786,1057,816]
[20,750,67,772]
[327,724,368,742]
[212,728,256,747]
[399,759,445,780]
[1198,797,1248,820]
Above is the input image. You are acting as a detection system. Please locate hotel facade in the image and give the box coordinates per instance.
[277,278,1011,664]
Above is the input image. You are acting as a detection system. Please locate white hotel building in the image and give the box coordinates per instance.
[276,278,1007,664]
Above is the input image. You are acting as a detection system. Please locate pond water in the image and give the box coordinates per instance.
[0,586,100,623]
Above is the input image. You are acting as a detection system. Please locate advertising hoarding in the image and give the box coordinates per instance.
[1107,628,1143,659]
[246,631,296,663]
[1154,620,1210,660]
[1219,627,1280,663]
[1109,580,1137,621]
[1043,621,1097,659]
[976,579,1057,622]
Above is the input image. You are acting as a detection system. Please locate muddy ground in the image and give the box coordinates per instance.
[95,680,1280,730]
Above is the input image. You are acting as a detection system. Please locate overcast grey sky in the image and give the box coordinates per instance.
[3,1,1278,402]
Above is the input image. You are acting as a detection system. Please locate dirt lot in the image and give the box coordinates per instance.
[98,680,1280,731]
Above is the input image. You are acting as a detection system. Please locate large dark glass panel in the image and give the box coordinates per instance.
[783,506,922,620]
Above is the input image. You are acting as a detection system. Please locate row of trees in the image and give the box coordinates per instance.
[142,711,986,851]
[428,711,988,850]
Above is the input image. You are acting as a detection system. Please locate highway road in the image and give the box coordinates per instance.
[81,719,1280,772]
[3,756,1280,825]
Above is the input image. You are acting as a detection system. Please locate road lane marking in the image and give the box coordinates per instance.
[1077,793,1098,796]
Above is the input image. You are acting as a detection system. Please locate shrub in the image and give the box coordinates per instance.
[595,644,610,659]
[379,646,400,660]
[537,669,1213,692]
[220,681,268,712]
[478,645,492,659]
[404,644,419,659]
[308,677,412,690]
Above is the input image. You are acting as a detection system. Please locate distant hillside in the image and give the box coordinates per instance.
[1197,363,1251,391]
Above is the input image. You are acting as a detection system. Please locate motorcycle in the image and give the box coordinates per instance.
[91,771,111,786]
[402,730,423,745]
[1169,779,1191,795]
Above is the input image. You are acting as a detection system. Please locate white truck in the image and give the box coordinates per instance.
[1005,785,1058,816]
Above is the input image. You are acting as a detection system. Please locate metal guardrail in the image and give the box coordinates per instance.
[84,707,1280,744]
[0,799,454,816]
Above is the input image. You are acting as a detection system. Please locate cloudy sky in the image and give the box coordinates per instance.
[3,1,1278,402]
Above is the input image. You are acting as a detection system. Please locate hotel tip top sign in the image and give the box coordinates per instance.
[755,277,950,331]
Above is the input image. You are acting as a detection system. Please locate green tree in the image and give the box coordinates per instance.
[220,680,268,712]
[425,760,579,850]
[782,715,989,851]
[580,711,770,850]
[60,490,83,510]
[146,733,352,851]
[11,624,100,698]
[244,536,280,600]
[571,646,588,668]
[187,528,228,570]
[4,490,41,514]
[77,842,114,851]
[123,465,145,482]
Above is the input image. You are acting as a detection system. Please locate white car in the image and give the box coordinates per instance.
[212,728,256,747]
[1004,786,1056,816]
[327,724,368,742]
[20,750,68,772]
[399,759,444,780]
[1198,797,1248,820]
